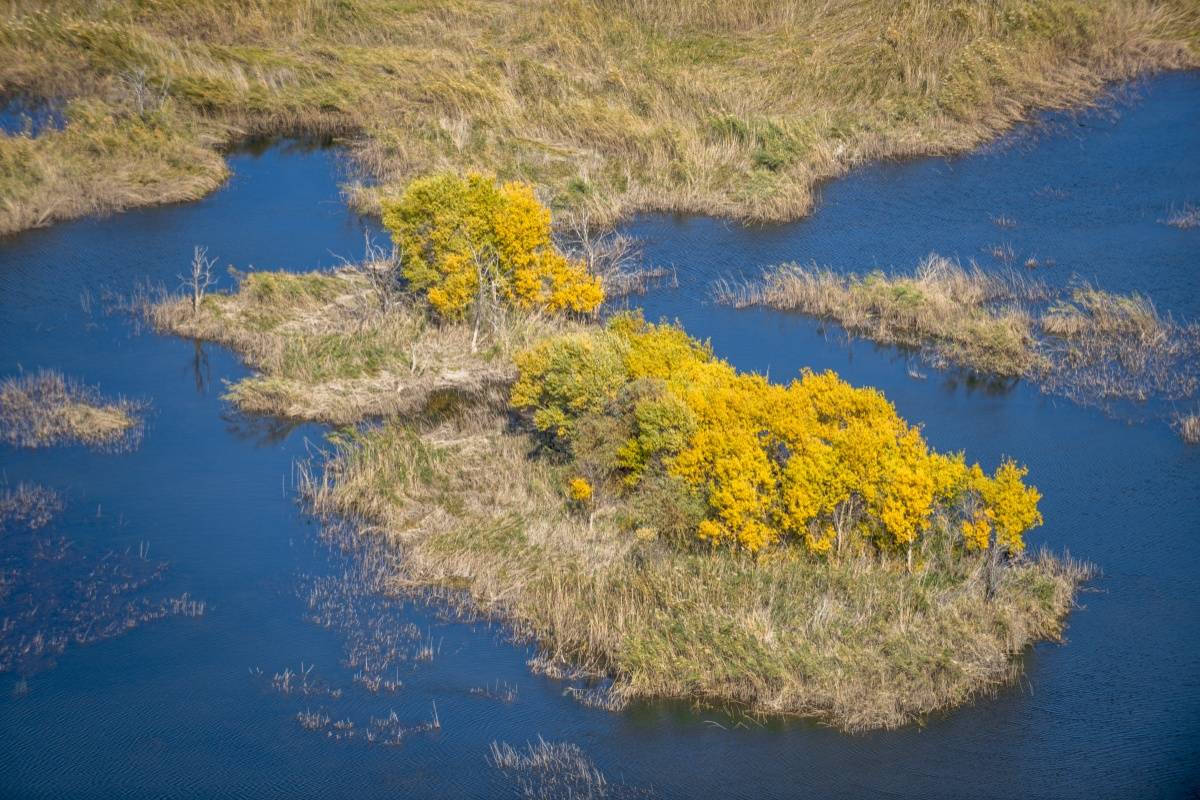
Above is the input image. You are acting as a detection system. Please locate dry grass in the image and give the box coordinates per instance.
[1,0,1197,234]
[717,255,1044,376]
[297,396,1088,731]
[1162,202,1200,229]
[0,369,144,449]
[721,258,1200,416]
[1039,286,1200,406]
[1172,410,1200,444]
[0,99,228,236]
[490,737,627,799]
[146,264,581,424]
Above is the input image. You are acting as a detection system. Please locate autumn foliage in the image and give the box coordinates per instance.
[381,172,603,319]
[512,313,1043,560]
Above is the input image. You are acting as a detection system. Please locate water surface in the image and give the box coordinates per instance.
[1,74,1198,799]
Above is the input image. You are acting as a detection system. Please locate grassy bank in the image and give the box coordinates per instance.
[719,257,1200,421]
[2,0,1198,234]
[151,264,1088,731]
[0,369,145,449]
[148,264,581,424]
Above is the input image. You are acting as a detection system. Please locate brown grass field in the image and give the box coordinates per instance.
[2,0,1197,234]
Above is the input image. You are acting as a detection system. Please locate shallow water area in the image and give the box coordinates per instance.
[1,76,1198,799]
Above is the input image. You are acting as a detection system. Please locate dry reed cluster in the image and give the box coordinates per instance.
[719,257,1200,429]
[0,369,145,449]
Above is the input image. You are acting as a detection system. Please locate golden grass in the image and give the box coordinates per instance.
[2,0,1197,234]
[0,369,144,449]
[721,258,1200,414]
[0,99,228,236]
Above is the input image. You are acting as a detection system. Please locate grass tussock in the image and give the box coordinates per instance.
[489,737,639,800]
[147,264,584,424]
[1174,410,1200,444]
[1,0,1197,234]
[720,257,1200,416]
[1162,203,1200,229]
[0,369,145,450]
[300,398,1089,731]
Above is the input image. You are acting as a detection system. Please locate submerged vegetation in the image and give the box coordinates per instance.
[2,0,1198,234]
[0,483,203,677]
[0,369,146,450]
[719,257,1200,427]
[147,179,1088,730]
[489,737,645,799]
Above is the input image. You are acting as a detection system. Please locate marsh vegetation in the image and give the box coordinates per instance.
[0,483,202,678]
[489,737,645,800]
[1,1,1197,235]
[0,369,146,450]
[718,257,1200,427]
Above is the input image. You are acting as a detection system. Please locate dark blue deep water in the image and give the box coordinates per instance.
[1,74,1198,799]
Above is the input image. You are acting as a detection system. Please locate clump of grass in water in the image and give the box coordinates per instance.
[1161,203,1199,230]
[716,256,1046,377]
[1174,410,1200,444]
[0,369,146,450]
[719,257,1200,435]
[489,738,628,800]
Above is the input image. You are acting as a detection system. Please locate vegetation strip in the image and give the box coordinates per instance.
[717,257,1200,432]
[2,1,1198,235]
[149,173,1089,731]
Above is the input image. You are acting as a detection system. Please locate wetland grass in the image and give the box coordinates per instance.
[0,369,146,450]
[0,483,200,677]
[720,257,1200,430]
[147,264,582,424]
[1,1,1197,235]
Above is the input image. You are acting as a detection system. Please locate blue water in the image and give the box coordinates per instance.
[1,74,1198,799]
[0,96,66,138]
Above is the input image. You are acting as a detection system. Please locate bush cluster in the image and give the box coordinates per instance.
[512,313,1042,560]
[382,172,603,319]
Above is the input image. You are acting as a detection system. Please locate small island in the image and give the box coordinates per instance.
[151,173,1086,731]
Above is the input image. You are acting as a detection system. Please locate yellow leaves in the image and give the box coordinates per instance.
[512,317,1046,560]
[977,459,1043,554]
[961,516,991,551]
[382,171,603,319]
[568,477,593,504]
[508,250,604,314]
